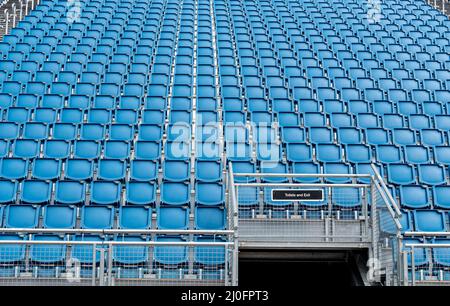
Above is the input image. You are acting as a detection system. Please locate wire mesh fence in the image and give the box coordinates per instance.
[0,234,236,286]
[228,166,374,246]
[401,242,450,285]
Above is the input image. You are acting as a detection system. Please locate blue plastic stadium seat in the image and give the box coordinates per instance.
[43,140,70,159]
[387,164,416,185]
[160,182,190,206]
[154,236,188,266]
[163,160,190,182]
[126,181,156,206]
[402,238,429,267]
[404,146,430,164]
[0,158,28,180]
[376,145,403,164]
[20,180,51,204]
[30,235,67,275]
[195,182,225,206]
[31,158,61,180]
[413,210,446,232]
[98,159,126,181]
[74,141,100,160]
[332,187,361,209]
[129,158,158,180]
[195,207,225,230]
[64,159,94,181]
[317,144,342,163]
[55,181,85,205]
[157,207,189,230]
[43,206,76,229]
[113,236,149,266]
[435,146,450,165]
[4,205,39,228]
[119,206,152,229]
[433,186,450,209]
[81,206,114,229]
[0,235,26,266]
[418,164,446,185]
[194,236,226,267]
[13,139,40,159]
[71,235,104,268]
[346,144,372,163]
[286,143,313,162]
[433,239,450,267]
[90,181,121,206]
[400,185,430,209]
[195,160,222,182]
[324,162,352,183]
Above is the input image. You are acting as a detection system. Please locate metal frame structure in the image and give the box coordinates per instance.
[0,228,238,286]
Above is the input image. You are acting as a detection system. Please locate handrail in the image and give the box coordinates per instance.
[0,240,234,246]
[371,164,402,217]
[233,172,371,178]
[0,228,234,235]
[228,162,239,232]
[234,182,370,187]
[403,231,450,237]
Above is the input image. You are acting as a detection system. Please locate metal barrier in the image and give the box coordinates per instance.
[400,233,450,286]
[227,162,384,249]
[369,165,403,285]
[0,229,237,286]
[426,0,450,16]
[0,0,37,37]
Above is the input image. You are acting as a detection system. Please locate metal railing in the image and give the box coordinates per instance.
[0,0,38,37]
[370,165,450,286]
[400,233,450,286]
[0,228,237,286]
[227,162,382,248]
[369,165,404,285]
[426,0,450,16]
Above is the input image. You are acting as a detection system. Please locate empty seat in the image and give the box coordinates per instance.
[400,185,430,209]
[0,158,28,180]
[286,143,313,162]
[418,164,446,185]
[346,144,372,163]
[20,180,51,204]
[324,163,352,183]
[163,160,190,182]
[195,207,225,230]
[160,182,190,206]
[98,159,126,181]
[332,187,361,209]
[81,206,114,229]
[316,144,342,163]
[154,236,188,266]
[30,235,67,275]
[90,181,121,206]
[119,206,152,229]
[435,146,450,165]
[157,207,189,229]
[195,160,222,182]
[125,181,156,206]
[376,145,403,163]
[260,161,288,183]
[387,164,416,185]
[130,160,158,181]
[195,182,225,206]
[43,206,76,229]
[413,210,446,232]
[4,205,39,228]
[433,186,450,209]
[64,159,94,181]
[31,158,61,180]
[112,236,149,267]
[55,181,86,205]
